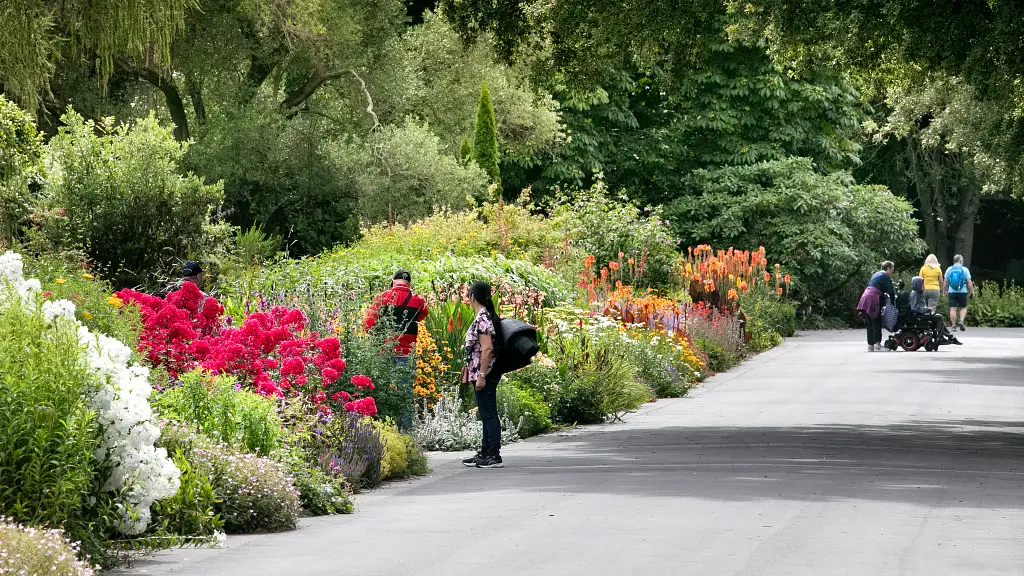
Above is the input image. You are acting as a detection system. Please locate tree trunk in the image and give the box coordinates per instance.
[954,181,981,266]
[119,61,189,141]
[906,139,938,253]
[927,145,950,263]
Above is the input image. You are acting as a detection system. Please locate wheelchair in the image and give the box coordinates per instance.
[882,290,949,352]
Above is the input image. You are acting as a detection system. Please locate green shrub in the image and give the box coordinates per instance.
[496,383,552,437]
[290,465,353,516]
[0,519,96,576]
[967,281,1024,327]
[1,96,44,247]
[148,449,223,542]
[597,360,650,418]
[38,112,224,289]
[694,337,737,373]
[191,445,300,534]
[374,419,431,481]
[741,286,795,351]
[157,424,300,534]
[154,371,282,456]
[618,330,698,398]
[550,184,680,289]
[0,301,101,541]
[550,371,606,425]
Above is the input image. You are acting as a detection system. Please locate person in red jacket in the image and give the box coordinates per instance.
[363,269,429,428]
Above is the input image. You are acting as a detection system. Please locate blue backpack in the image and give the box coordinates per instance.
[947,266,967,291]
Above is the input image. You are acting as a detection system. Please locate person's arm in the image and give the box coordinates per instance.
[476,333,493,391]
[417,300,429,322]
[885,276,896,301]
[968,279,975,297]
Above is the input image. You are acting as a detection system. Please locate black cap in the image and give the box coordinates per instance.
[393,268,411,282]
[181,261,203,277]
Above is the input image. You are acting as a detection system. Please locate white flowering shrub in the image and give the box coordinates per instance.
[413,394,521,452]
[0,518,96,576]
[0,251,180,535]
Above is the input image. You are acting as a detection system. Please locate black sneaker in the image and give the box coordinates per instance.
[950,337,963,345]
[958,322,966,332]
[476,454,504,469]
[462,453,482,467]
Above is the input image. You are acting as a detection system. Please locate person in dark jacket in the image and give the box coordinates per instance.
[909,276,961,345]
[857,261,896,351]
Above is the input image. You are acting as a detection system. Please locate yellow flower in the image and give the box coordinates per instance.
[82,273,95,280]
[107,295,124,308]
[55,278,66,285]
[81,311,94,320]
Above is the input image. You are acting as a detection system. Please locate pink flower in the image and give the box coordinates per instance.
[281,357,305,376]
[321,367,339,384]
[350,375,373,389]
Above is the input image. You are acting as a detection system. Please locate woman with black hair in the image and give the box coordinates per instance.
[461,281,506,469]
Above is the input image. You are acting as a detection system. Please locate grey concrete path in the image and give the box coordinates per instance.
[118,329,1024,576]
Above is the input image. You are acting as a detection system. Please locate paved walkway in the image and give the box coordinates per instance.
[119,329,1024,576]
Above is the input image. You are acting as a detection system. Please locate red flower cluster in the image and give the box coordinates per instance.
[117,284,376,417]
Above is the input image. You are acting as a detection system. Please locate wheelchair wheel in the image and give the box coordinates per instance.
[924,340,938,352]
[899,333,920,351]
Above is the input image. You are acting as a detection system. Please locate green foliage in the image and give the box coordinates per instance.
[342,118,487,224]
[0,0,192,109]
[472,82,501,196]
[190,444,300,534]
[741,285,796,351]
[460,137,473,164]
[149,449,223,541]
[184,110,359,258]
[21,254,142,347]
[496,383,552,437]
[154,371,282,456]
[694,337,735,373]
[0,300,101,542]
[0,519,96,576]
[549,371,606,425]
[0,96,43,247]
[374,419,431,480]
[290,464,353,516]
[37,112,224,289]
[619,330,699,398]
[673,158,926,319]
[966,282,1024,327]
[550,184,679,289]
[396,12,560,164]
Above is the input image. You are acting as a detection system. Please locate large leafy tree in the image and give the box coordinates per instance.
[504,19,864,208]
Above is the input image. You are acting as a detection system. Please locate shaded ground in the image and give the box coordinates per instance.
[117,329,1024,576]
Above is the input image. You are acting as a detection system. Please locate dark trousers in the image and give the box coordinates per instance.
[393,356,415,430]
[475,371,502,456]
[866,312,883,345]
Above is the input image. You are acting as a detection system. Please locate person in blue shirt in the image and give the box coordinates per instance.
[943,254,975,332]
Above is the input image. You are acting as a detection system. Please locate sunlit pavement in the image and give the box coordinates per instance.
[116,329,1024,576]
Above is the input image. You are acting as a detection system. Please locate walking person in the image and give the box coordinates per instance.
[919,254,943,313]
[461,281,506,469]
[364,269,429,429]
[943,254,975,331]
[857,261,896,351]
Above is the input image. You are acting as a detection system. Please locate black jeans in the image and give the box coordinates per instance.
[866,311,882,345]
[475,371,502,457]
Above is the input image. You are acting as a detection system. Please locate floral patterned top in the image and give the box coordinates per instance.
[464,307,496,381]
